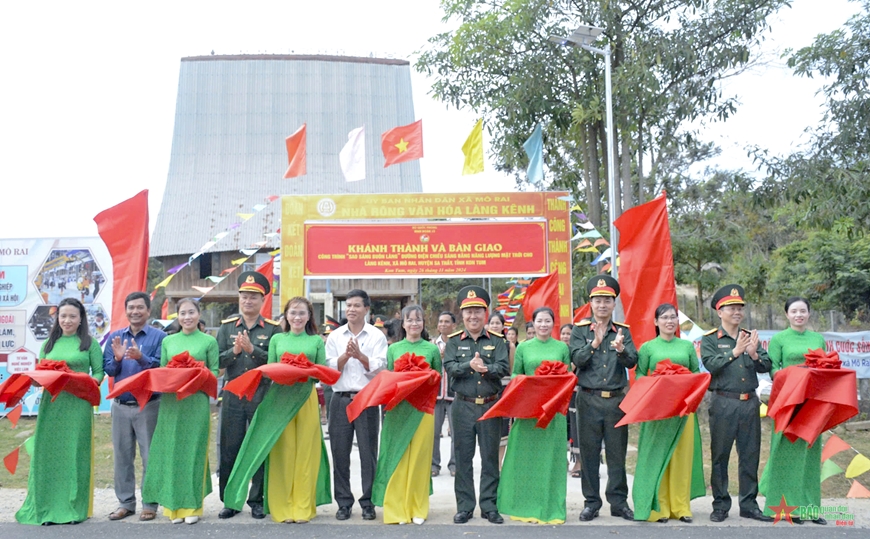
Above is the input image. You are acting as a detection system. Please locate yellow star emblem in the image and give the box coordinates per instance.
[395,138,409,153]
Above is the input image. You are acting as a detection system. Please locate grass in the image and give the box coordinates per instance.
[0,407,220,490]
[624,398,870,498]
[2,401,868,497]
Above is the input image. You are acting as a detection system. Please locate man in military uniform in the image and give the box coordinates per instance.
[444,286,510,524]
[701,285,773,523]
[569,274,637,522]
[216,271,281,519]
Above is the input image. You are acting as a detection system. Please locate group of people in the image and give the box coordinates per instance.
[10,271,831,527]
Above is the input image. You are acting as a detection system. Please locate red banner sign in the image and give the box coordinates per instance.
[304,221,548,277]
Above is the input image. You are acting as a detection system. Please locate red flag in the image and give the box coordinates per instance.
[3,447,19,475]
[846,480,870,498]
[381,119,423,167]
[573,304,591,323]
[521,273,561,339]
[822,434,852,462]
[283,124,307,178]
[94,190,150,332]
[5,404,22,428]
[255,257,274,319]
[614,193,677,347]
[161,298,168,319]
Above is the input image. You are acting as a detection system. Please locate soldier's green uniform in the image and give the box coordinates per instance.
[216,272,281,517]
[569,275,637,520]
[444,286,510,522]
[701,284,772,521]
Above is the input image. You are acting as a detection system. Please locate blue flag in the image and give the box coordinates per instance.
[523,123,544,182]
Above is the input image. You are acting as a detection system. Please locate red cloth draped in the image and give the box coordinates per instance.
[346,353,441,422]
[480,362,577,429]
[0,360,102,408]
[767,350,858,445]
[106,351,217,410]
[223,352,341,401]
[615,360,710,427]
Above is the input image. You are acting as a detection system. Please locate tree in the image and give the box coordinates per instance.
[417,0,790,232]
[758,0,870,234]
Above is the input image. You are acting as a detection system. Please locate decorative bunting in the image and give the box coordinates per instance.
[192,286,215,295]
[4,404,22,428]
[845,454,870,478]
[231,257,247,266]
[846,480,870,498]
[759,402,768,417]
[602,262,612,272]
[251,241,267,247]
[591,247,612,265]
[237,213,254,221]
[167,262,188,274]
[228,223,241,230]
[822,435,853,462]
[821,459,845,482]
[266,195,279,202]
[581,230,603,239]
[3,447,19,475]
[23,435,35,456]
[570,205,582,212]
[593,238,610,247]
[578,221,596,230]
[577,239,592,248]
[154,275,174,289]
[575,245,599,253]
[205,276,227,283]
[571,231,584,241]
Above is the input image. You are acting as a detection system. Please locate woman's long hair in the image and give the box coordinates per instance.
[44,297,91,354]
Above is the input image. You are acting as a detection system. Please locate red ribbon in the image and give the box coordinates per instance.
[279,352,313,368]
[804,348,842,369]
[534,360,569,376]
[35,359,74,373]
[650,359,692,376]
[165,351,206,369]
[393,352,431,372]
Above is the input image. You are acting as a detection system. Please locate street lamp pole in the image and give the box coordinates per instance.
[549,26,618,280]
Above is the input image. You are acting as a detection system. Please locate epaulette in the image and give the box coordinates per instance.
[703,327,718,336]
[448,329,464,338]
[489,330,504,338]
[265,318,281,326]
[221,315,240,324]
[613,321,630,328]
[575,320,592,327]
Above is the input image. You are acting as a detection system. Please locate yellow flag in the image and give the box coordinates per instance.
[759,402,768,417]
[237,213,254,221]
[461,118,484,175]
[845,453,870,478]
[154,275,173,289]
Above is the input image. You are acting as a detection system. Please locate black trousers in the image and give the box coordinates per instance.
[576,390,629,511]
[329,392,379,509]
[708,393,762,513]
[219,391,264,507]
[451,398,502,513]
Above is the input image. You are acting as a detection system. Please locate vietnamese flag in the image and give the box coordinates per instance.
[521,273,561,339]
[94,190,150,332]
[381,119,423,167]
[613,193,678,347]
[573,303,591,323]
[255,256,274,319]
[283,124,306,178]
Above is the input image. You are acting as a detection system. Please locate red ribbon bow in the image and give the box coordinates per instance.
[165,351,206,369]
[651,359,692,376]
[804,348,841,369]
[35,359,74,373]
[393,352,431,373]
[280,352,313,368]
[534,360,569,376]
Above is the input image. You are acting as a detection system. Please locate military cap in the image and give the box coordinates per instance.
[237,271,270,296]
[586,274,620,298]
[711,284,745,310]
[457,285,490,309]
[371,314,388,328]
[322,315,340,335]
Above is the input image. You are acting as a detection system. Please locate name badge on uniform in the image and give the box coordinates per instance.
[483,345,495,350]
[718,344,731,348]
[257,335,268,340]
[458,346,470,350]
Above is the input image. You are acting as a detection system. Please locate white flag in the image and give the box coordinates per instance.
[339,126,365,182]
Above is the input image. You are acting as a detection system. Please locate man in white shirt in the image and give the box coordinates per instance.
[326,289,388,521]
[432,310,456,477]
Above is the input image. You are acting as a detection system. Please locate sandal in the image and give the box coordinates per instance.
[570,470,582,478]
[139,510,156,521]
[109,508,134,521]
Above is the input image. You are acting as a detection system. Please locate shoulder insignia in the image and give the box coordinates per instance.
[703,328,718,336]
[265,318,281,326]
[613,321,630,328]
[575,320,592,327]
[489,330,504,338]
[448,329,464,338]
[221,315,240,324]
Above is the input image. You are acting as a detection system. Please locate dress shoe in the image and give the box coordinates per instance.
[335,506,352,520]
[679,516,693,523]
[657,517,669,523]
[184,516,199,524]
[792,517,805,525]
[251,505,265,519]
[453,511,473,524]
[108,508,134,521]
[812,517,827,525]
[362,506,376,520]
[740,509,774,522]
[612,507,634,521]
[579,507,599,521]
[710,509,728,522]
[218,507,239,519]
[482,511,504,524]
